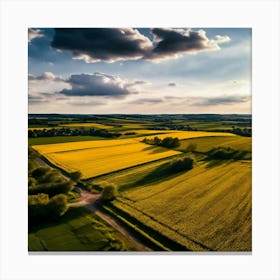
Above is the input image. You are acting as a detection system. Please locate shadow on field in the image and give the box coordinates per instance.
[204,159,227,169]
[28,206,88,233]
[120,162,185,192]
[142,146,167,154]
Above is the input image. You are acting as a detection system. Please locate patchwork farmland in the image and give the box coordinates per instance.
[28,114,252,252]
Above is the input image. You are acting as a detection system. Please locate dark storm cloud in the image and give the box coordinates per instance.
[51,28,153,63]
[168,83,176,87]
[60,73,138,97]
[50,28,230,63]
[146,28,230,60]
[193,95,250,106]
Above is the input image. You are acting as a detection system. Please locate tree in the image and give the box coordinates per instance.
[101,183,118,201]
[31,166,51,179]
[169,157,193,173]
[48,194,68,217]
[186,143,197,152]
[69,171,82,182]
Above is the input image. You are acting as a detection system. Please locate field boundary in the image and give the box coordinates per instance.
[100,203,191,251]
[112,199,214,251]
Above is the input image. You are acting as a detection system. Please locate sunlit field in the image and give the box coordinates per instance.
[34,141,181,179]
[113,160,251,251]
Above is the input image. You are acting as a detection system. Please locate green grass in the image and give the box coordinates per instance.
[177,136,251,153]
[28,136,107,145]
[112,160,251,251]
[28,207,135,251]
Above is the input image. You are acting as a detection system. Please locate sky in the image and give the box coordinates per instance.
[28,28,251,114]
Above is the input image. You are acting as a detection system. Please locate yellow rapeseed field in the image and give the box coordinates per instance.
[117,160,251,251]
[143,131,235,140]
[32,130,235,179]
[34,141,180,179]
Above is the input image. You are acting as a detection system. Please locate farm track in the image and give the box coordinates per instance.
[35,156,152,252]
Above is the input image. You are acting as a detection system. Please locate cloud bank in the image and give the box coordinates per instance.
[51,28,153,63]
[51,28,230,63]
[60,73,139,97]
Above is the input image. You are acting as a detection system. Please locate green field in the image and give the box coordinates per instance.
[28,207,135,251]
[28,136,107,145]
[112,160,251,251]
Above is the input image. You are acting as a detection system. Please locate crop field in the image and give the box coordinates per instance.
[144,131,235,141]
[33,141,181,179]
[28,136,106,145]
[29,207,134,251]
[59,122,113,129]
[113,160,251,251]
[29,114,252,252]
[177,135,252,152]
[32,131,234,179]
[91,155,184,191]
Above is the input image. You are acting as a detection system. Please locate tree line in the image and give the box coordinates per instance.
[142,136,180,148]
[28,127,121,138]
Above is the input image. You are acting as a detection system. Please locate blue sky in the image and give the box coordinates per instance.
[28,28,251,114]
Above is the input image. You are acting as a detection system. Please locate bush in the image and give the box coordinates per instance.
[48,194,68,217]
[142,136,180,148]
[207,147,237,160]
[28,177,36,188]
[28,193,50,220]
[161,137,180,148]
[101,183,118,201]
[28,193,68,222]
[31,167,51,179]
[169,157,194,173]
[69,171,82,182]
[37,170,61,184]
[28,180,73,197]
[186,143,197,152]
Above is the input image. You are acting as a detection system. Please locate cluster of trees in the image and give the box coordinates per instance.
[148,125,196,131]
[28,127,121,138]
[142,136,180,148]
[168,157,194,173]
[230,127,252,137]
[29,193,68,222]
[207,147,248,160]
[101,183,118,202]
[28,165,74,224]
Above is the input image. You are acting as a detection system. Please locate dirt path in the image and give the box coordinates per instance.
[70,188,151,251]
[34,156,151,251]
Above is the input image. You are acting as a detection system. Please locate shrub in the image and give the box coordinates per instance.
[28,193,68,222]
[37,170,61,184]
[69,171,82,182]
[207,147,237,160]
[186,143,197,152]
[169,157,194,173]
[48,194,68,217]
[31,167,51,179]
[28,180,73,197]
[142,136,180,148]
[28,177,36,188]
[28,193,50,220]
[101,183,118,201]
